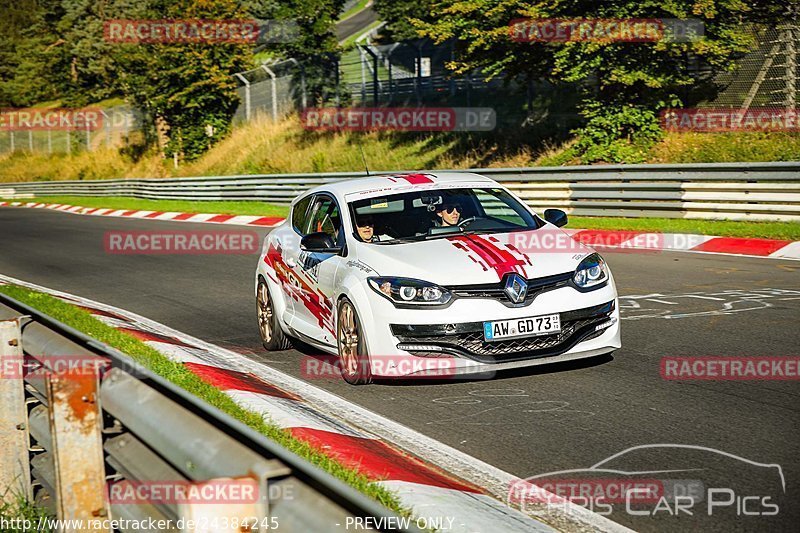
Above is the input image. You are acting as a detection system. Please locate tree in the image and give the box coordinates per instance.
[111,0,251,160]
[417,0,766,162]
[0,0,68,107]
[373,0,435,41]
[270,0,346,105]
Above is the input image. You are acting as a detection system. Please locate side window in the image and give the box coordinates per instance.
[291,196,312,235]
[305,195,342,244]
[476,189,529,226]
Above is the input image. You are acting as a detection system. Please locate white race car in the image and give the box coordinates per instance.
[255,172,620,384]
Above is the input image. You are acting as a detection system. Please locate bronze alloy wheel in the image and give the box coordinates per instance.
[337,299,372,385]
[257,281,273,343]
[257,280,291,351]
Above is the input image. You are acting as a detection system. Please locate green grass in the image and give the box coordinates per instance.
[568,216,800,241]
[3,195,797,240]
[0,494,52,532]
[0,284,411,518]
[2,196,290,218]
[649,132,800,163]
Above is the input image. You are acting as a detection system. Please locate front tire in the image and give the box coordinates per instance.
[257,279,291,351]
[337,298,372,385]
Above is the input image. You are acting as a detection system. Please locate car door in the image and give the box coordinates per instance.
[289,193,344,347]
[266,194,313,326]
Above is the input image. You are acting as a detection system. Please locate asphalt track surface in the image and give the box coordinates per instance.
[1,207,798,532]
[336,6,379,41]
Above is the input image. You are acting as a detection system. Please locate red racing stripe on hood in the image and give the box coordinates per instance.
[449,234,527,279]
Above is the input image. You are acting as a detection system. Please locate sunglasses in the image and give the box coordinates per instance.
[440,205,462,214]
[358,220,374,227]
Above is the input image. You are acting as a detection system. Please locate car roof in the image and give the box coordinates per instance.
[295,172,497,204]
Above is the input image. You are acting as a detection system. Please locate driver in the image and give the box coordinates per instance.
[435,201,462,227]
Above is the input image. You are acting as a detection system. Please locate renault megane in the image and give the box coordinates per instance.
[255,172,620,384]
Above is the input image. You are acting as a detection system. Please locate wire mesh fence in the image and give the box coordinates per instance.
[699,25,799,109]
[0,106,141,156]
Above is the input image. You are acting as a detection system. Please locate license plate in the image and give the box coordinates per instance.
[483,313,561,341]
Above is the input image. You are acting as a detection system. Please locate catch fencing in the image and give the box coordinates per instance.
[2,162,799,221]
[0,293,413,532]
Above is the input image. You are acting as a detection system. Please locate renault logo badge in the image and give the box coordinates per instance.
[504,273,528,304]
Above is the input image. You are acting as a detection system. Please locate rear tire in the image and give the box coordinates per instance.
[337,298,372,385]
[257,279,291,351]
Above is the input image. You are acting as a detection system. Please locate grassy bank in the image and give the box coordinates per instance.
[3,196,798,240]
[0,284,410,517]
[1,115,797,184]
[0,495,52,532]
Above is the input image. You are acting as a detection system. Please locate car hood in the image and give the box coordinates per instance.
[354,226,594,285]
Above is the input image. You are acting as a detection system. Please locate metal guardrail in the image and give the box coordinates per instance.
[0,293,414,532]
[2,161,799,221]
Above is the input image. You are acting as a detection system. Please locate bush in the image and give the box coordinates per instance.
[573,104,664,164]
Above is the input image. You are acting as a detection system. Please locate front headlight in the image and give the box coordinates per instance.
[367,277,452,306]
[573,253,607,289]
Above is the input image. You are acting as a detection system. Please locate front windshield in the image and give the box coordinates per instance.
[348,187,542,244]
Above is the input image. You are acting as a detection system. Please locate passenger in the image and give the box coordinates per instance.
[355,215,391,242]
[434,201,462,227]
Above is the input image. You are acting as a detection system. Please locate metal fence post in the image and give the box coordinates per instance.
[66,130,70,154]
[0,319,31,505]
[10,130,14,152]
[261,65,278,121]
[46,362,109,531]
[414,43,422,105]
[234,73,251,121]
[102,110,111,147]
[47,129,52,155]
[359,46,367,103]
[785,24,797,109]
[362,46,380,106]
[284,58,307,109]
[86,122,91,151]
[28,131,33,152]
[335,59,341,107]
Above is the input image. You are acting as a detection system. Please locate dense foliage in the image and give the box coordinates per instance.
[0,0,341,160]
[0,0,794,163]
[412,0,788,162]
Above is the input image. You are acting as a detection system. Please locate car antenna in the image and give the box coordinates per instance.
[359,144,370,176]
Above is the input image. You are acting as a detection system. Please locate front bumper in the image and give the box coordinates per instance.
[362,281,621,378]
[392,300,616,364]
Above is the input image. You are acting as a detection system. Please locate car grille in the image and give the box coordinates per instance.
[391,301,614,364]
[446,272,573,307]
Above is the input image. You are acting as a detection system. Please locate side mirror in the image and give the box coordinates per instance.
[300,232,341,254]
[544,209,568,228]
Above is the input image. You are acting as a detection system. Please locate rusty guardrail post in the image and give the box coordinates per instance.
[45,355,109,531]
[0,318,31,504]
